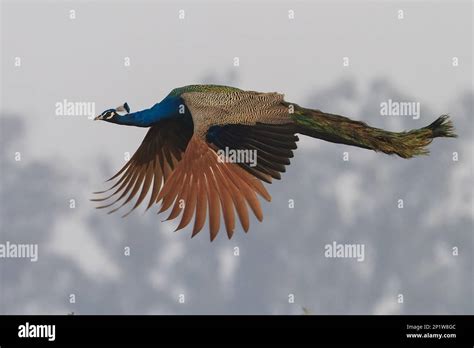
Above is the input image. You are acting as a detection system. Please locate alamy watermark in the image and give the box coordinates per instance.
[55,99,96,119]
[216,147,257,167]
[0,241,38,262]
[380,99,420,119]
[324,241,365,262]
[18,322,55,341]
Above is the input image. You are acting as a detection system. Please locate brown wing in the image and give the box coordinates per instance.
[206,123,299,183]
[92,118,193,216]
[156,136,272,241]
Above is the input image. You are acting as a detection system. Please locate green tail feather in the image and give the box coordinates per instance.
[426,114,457,138]
[290,105,457,159]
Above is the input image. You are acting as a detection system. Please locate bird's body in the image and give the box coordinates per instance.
[93,84,456,240]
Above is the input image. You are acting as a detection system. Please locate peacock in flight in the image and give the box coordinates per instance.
[92,84,456,240]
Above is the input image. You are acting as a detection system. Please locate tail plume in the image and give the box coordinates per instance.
[290,105,457,159]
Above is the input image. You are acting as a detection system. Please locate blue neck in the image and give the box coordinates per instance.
[113,96,183,127]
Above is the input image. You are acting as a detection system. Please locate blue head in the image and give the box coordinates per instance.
[94,96,185,127]
[94,102,130,122]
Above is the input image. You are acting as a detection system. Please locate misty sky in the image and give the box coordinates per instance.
[0,0,472,314]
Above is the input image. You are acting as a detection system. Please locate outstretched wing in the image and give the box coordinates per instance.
[92,118,193,216]
[206,123,299,183]
[156,136,272,241]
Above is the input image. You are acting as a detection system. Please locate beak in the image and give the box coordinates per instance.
[94,115,101,121]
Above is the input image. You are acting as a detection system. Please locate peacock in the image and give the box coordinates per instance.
[92,84,456,240]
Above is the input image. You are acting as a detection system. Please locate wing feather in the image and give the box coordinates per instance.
[92,118,192,214]
[157,136,272,240]
[206,123,298,183]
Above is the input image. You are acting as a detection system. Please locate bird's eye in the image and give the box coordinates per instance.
[105,111,115,120]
